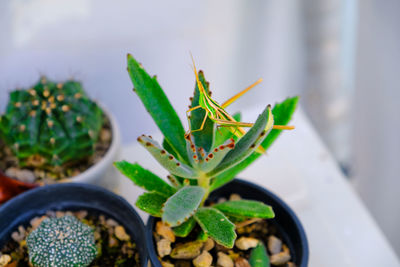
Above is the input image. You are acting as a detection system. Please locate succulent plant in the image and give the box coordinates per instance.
[26,215,97,267]
[116,54,298,248]
[0,77,104,169]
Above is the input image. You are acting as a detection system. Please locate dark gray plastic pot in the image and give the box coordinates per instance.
[0,183,148,266]
[146,179,309,267]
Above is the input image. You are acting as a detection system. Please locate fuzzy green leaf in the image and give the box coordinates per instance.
[208,106,273,177]
[214,112,241,147]
[210,97,298,191]
[198,137,235,172]
[194,207,236,248]
[138,135,198,179]
[213,200,275,219]
[250,242,270,267]
[114,160,176,197]
[162,186,205,227]
[190,71,215,152]
[163,138,179,160]
[172,217,197,237]
[196,230,208,241]
[136,192,167,217]
[127,54,189,164]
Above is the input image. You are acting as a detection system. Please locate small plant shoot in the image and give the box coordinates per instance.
[116,54,298,250]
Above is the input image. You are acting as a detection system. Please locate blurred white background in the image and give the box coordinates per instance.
[0,0,399,257]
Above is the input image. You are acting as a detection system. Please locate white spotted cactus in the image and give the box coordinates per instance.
[116,54,298,248]
[26,215,97,267]
[0,77,103,168]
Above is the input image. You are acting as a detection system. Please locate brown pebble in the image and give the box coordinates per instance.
[0,254,12,266]
[30,216,47,230]
[108,236,119,247]
[115,225,130,241]
[157,239,172,258]
[235,237,259,250]
[156,221,176,242]
[11,226,26,242]
[65,211,74,216]
[234,257,251,267]
[270,245,291,265]
[235,218,262,229]
[229,194,241,201]
[5,167,36,183]
[170,240,204,259]
[268,235,282,254]
[203,238,215,251]
[217,252,234,267]
[217,197,227,203]
[94,231,101,240]
[270,252,291,265]
[100,129,112,143]
[161,261,174,267]
[55,211,65,218]
[106,218,118,227]
[192,251,212,267]
[74,210,88,219]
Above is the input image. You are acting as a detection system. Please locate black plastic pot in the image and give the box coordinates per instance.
[0,183,148,267]
[146,179,309,267]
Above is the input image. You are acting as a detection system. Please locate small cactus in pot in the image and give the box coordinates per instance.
[26,215,97,267]
[0,77,104,174]
[116,54,299,266]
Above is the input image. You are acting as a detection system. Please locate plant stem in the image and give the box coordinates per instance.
[198,173,210,206]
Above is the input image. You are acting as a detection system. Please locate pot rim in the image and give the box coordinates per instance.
[145,178,309,267]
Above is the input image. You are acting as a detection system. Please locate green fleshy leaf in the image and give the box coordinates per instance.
[162,186,205,227]
[172,217,197,237]
[214,112,241,147]
[213,200,274,219]
[194,207,236,248]
[249,242,270,267]
[114,161,176,197]
[196,229,208,241]
[190,71,215,152]
[136,192,167,217]
[210,97,298,191]
[208,106,273,177]
[127,54,189,164]
[163,138,179,160]
[137,135,198,179]
[197,137,235,173]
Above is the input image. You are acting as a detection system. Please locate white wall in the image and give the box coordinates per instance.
[0,0,305,143]
[352,0,400,256]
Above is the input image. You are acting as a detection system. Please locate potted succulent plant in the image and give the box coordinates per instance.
[0,183,147,266]
[0,77,121,200]
[116,54,308,267]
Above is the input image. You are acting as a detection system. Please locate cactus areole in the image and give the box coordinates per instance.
[26,215,97,267]
[0,77,104,168]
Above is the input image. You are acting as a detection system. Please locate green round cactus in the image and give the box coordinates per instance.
[0,77,103,168]
[26,215,98,267]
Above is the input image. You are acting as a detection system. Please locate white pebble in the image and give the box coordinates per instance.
[217,252,233,267]
[235,237,259,250]
[193,251,212,267]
